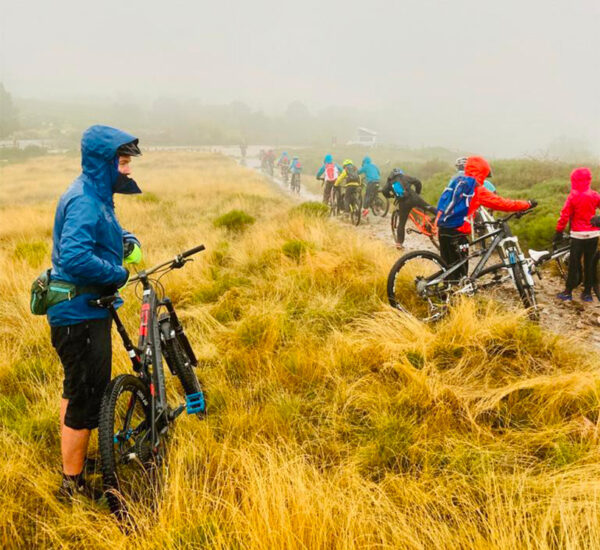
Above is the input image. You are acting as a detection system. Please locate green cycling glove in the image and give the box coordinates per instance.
[124,243,143,265]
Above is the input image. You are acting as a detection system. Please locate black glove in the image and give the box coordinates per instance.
[591,215,600,228]
[528,199,538,209]
[552,231,563,246]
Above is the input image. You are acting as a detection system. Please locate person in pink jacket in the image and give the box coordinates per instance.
[554,167,600,302]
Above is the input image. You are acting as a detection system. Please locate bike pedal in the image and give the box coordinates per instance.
[185,392,206,415]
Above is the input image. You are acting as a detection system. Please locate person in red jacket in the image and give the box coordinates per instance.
[554,167,600,302]
[436,156,534,279]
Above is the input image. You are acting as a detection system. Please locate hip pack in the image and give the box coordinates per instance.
[30,269,106,315]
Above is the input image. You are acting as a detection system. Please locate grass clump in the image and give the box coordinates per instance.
[291,201,330,218]
[282,239,313,262]
[214,209,255,232]
[13,240,48,268]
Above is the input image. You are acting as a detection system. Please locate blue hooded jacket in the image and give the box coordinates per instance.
[358,156,381,183]
[48,125,141,326]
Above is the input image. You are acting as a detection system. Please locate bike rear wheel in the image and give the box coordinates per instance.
[371,192,389,217]
[98,374,156,519]
[349,191,362,226]
[387,250,450,322]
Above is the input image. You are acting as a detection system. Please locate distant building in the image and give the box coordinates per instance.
[348,127,378,147]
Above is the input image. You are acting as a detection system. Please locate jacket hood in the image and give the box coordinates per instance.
[570,167,592,192]
[81,125,141,203]
[465,156,491,185]
[324,154,333,163]
[362,156,371,166]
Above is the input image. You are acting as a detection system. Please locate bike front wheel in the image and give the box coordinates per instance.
[512,262,539,321]
[163,337,204,408]
[98,374,156,519]
[387,250,450,322]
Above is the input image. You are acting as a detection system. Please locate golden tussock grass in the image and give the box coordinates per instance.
[0,152,599,548]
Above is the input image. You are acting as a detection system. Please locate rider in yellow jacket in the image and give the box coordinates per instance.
[334,159,361,212]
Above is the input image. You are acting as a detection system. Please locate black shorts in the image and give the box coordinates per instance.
[51,318,112,430]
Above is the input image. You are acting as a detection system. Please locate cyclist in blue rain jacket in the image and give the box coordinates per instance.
[49,125,143,501]
[358,156,381,216]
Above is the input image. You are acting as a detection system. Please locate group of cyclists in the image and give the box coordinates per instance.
[312,152,600,304]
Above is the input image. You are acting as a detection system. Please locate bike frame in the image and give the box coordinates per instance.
[407,208,437,238]
[427,218,530,291]
[94,246,205,456]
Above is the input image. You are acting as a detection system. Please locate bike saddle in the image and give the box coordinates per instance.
[528,249,550,264]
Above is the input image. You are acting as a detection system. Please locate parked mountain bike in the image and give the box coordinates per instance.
[290,172,301,194]
[391,203,439,249]
[91,245,207,520]
[387,210,539,322]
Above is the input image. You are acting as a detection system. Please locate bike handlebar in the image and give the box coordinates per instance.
[477,206,535,227]
[182,244,206,258]
[129,244,205,283]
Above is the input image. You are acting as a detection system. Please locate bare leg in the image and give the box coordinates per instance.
[60,398,90,475]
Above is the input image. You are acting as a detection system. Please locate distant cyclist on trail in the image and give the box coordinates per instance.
[554,167,600,302]
[358,156,381,217]
[382,168,436,249]
[436,156,535,279]
[316,154,341,204]
[277,151,291,181]
[48,125,143,501]
[335,159,362,212]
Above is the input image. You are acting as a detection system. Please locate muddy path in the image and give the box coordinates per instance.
[230,150,600,349]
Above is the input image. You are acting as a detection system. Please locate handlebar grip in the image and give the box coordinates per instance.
[181,244,206,258]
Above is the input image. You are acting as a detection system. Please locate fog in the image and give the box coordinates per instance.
[1,0,599,157]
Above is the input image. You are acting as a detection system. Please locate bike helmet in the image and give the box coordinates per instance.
[117,139,142,157]
[455,156,467,171]
[343,159,353,166]
[389,167,404,178]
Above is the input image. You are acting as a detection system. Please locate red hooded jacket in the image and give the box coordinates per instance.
[455,156,531,234]
[556,168,600,234]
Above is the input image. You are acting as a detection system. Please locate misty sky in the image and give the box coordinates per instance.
[1,0,599,155]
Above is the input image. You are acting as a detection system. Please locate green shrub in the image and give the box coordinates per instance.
[282,239,313,262]
[213,210,255,232]
[291,201,329,218]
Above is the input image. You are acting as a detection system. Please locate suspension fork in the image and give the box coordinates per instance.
[161,298,198,366]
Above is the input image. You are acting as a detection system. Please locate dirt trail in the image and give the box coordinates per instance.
[232,150,600,349]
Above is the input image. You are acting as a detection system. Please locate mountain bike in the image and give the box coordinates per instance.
[387,210,538,322]
[280,164,290,185]
[92,245,207,520]
[391,203,439,249]
[345,184,362,226]
[290,172,301,194]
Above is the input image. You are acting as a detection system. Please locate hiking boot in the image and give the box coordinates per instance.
[395,242,404,250]
[556,291,572,301]
[581,292,594,303]
[56,473,104,503]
